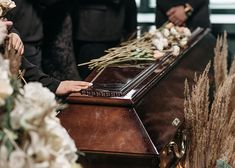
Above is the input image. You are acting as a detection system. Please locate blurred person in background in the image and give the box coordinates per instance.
[155,0,211,29]
[8,0,46,69]
[42,0,80,81]
[4,2,92,96]
[72,0,137,79]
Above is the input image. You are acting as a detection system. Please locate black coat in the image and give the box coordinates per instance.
[156,0,210,29]
[21,57,60,93]
[9,0,43,43]
[9,0,63,43]
[72,0,137,42]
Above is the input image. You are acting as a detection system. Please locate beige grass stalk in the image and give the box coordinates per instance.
[207,75,233,167]
[184,63,235,167]
[214,32,228,90]
[184,62,210,168]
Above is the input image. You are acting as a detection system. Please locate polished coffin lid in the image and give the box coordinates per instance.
[68,28,210,106]
[59,29,216,166]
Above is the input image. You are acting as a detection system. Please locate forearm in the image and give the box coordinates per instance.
[21,57,61,93]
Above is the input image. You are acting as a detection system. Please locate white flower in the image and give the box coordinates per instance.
[0,0,16,17]
[27,131,51,164]
[183,27,191,37]
[179,37,188,47]
[170,27,179,35]
[162,38,168,47]
[0,0,16,8]
[165,22,174,29]
[9,150,26,168]
[0,55,13,106]
[0,20,8,44]
[10,82,57,130]
[154,31,163,39]
[23,82,56,109]
[171,45,180,56]
[11,98,45,129]
[0,145,9,168]
[51,155,72,168]
[162,28,170,37]
[0,8,2,16]
[152,39,164,51]
[0,78,13,106]
[153,50,165,59]
[148,26,157,35]
[45,118,78,162]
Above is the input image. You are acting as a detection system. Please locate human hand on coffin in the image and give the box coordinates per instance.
[167,6,187,26]
[55,81,93,96]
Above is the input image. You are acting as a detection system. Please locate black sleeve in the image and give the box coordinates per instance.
[79,0,121,3]
[157,0,187,13]
[8,27,20,36]
[34,0,63,6]
[187,0,209,12]
[73,0,122,6]
[123,0,137,39]
[21,57,61,93]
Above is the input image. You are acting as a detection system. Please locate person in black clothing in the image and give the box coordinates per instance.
[21,56,92,95]
[7,0,44,68]
[42,0,80,81]
[72,0,137,79]
[156,0,211,29]
[2,19,92,96]
[8,0,70,69]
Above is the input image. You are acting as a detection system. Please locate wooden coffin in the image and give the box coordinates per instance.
[58,29,216,167]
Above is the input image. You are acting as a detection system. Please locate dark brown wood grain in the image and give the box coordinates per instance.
[58,32,216,167]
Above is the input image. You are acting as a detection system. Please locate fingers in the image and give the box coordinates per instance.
[55,81,93,96]
[70,85,89,92]
[7,33,24,55]
[75,81,93,86]
[168,15,177,24]
[168,13,185,26]
[167,6,187,26]
[167,7,176,16]
[20,44,24,55]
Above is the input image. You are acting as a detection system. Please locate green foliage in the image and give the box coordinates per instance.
[217,160,232,168]
[0,78,20,156]
[1,96,13,129]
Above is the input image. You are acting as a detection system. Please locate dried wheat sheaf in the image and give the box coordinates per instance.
[184,33,235,168]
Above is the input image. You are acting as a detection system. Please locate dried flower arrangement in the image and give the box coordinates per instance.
[183,33,235,168]
[0,0,15,17]
[78,22,192,70]
[0,5,82,168]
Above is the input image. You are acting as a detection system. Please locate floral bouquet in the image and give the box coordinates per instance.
[0,22,81,168]
[78,22,192,70]
[0,0,15,17]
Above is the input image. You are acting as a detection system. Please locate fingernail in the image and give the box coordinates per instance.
[89,83,93,86]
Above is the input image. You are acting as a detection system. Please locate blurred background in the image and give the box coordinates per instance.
[136,0,235,54]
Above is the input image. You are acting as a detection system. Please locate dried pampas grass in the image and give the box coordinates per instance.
[184,33,235,168]
[214,32,228,90]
